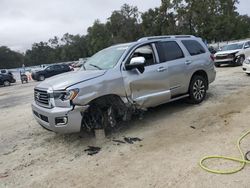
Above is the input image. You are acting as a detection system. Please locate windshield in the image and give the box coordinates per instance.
[83,45,128,70]
[221,43,244,51]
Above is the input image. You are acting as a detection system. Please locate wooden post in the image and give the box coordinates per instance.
[94,129,106,145]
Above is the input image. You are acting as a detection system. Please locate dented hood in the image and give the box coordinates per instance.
[215,49,240,56]
[36,70,106,90]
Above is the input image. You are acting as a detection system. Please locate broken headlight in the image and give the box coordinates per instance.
[53,89,79,101]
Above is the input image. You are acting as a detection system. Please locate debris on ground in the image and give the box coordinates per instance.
[190,126,196,129]
[84,146,101,156]
[112,139,126,144]
[0,172,9,179]
[124,137,142,144]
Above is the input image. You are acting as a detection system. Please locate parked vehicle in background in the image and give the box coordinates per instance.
[0,69,13,76]
[214,41,250,67]
[242,57,250,75]
[31,64,72,81]
[0,73,16,86]
[31,35,216,134]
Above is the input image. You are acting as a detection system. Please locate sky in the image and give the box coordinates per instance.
[0,0,248,52]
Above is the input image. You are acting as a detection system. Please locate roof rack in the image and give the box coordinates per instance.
[137,35,195,42]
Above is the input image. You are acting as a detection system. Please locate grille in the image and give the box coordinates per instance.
[34,89,50,106]
[215,55,228,60]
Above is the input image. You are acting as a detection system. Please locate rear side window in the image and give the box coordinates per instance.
[60,64,66,69]
[181,40,206,56]
[54,65,61,70]
[156,41,184,62]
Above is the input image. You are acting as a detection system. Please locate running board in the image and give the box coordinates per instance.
[169,94,189,103]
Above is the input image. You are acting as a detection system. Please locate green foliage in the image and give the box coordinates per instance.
[0,46,24,69]
[0,1,250,68]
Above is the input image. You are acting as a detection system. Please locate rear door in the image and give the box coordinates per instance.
[53,65,63,75]
[122,43,171,108]
[45,66,56,77]
[155,40,188,96]
[181,39,208,90]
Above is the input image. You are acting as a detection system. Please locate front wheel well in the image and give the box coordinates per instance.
[81,94,129,130]
[238,54,245,58]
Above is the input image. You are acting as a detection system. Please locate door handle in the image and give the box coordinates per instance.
[157,67,167,72]
[185,60,193,65]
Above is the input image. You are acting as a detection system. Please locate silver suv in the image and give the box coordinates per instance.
[31,35,216,133]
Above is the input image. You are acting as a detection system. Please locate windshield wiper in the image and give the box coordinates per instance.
[89,64,102,70]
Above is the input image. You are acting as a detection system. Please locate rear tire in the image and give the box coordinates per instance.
[38,75,45,81]
[188,75,207,104]
[3,80,10,87]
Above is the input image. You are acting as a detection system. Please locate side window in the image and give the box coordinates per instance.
[182,40,206,56]
[156,41,184,62]
[130,45,155,66]
[60,65,65,69]
[46,66,53,71]
[54,65,61,70]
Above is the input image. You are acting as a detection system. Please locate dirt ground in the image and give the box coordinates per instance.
[0,66,250,188]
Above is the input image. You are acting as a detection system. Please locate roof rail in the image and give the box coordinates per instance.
[138,35,195,42]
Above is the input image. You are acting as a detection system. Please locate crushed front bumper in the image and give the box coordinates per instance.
[31,102,89,133]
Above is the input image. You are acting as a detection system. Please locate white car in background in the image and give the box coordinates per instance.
[242,57,250,75]
[214,41,250,67]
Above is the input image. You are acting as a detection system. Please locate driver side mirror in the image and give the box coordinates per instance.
[125,57,145,73]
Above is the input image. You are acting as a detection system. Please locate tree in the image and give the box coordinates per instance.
[86,20,112,54]
[107,4,142,43]
[0,46,24,69]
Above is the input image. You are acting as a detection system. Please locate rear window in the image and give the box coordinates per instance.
[156,41,184,63]
[182,40,206,56]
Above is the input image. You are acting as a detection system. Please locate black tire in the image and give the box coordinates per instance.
[188,75,207,104]
[3,80,10,87]
[214,63,220,67]
[38,75,45,81]
[237,56,245,66]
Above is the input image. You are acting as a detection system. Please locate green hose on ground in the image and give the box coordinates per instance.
[199,130,250,174]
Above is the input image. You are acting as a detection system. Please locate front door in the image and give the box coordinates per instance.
[122,44,171,109]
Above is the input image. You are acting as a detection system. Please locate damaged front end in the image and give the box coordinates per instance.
[81,95,136,131]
